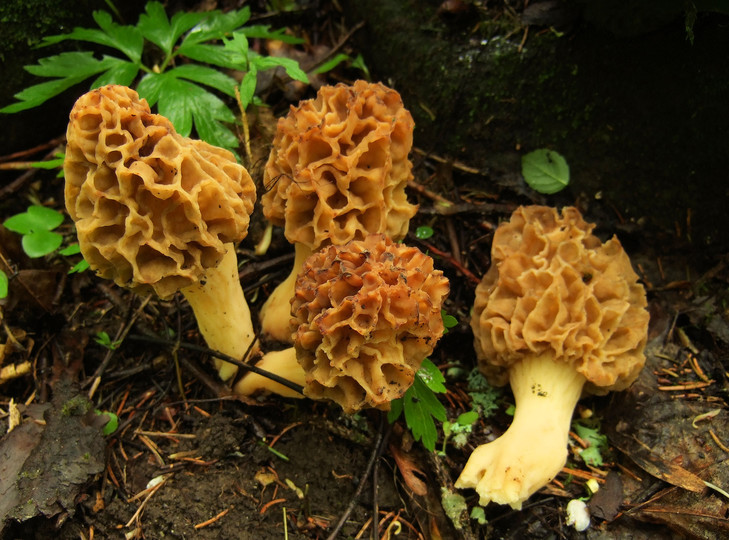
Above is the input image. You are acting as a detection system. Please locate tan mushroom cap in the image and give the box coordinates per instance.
[262,80,417,250]
[64,85,256,299]
[292,234,449,413]
[471,205,649,394]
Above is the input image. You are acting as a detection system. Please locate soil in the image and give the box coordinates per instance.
[1,2,728,540]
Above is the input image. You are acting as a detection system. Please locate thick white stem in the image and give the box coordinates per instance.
[181,243,256,381]
[233,347,306,399]
[259,243,313,343]
[455,353,586,509]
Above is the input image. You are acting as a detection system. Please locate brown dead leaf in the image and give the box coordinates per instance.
[389,443,428,496]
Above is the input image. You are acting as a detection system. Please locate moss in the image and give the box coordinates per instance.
[61,395,92,416]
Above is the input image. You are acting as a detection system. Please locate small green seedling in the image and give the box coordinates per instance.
[3,205,64,258]
[571,417,608,467]
[0,270,8,299]
[521,148,570,194]
[94,331,122,350]
[441,310,458,333]
[95,410,119,435]
[440,410,479,454]
[59,243,90,273]
[0,1,309,153]
[388,358,447,452]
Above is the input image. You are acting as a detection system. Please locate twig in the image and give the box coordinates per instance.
[410,236,481,284]
[194,507,231,529]
[127,334,305,395]
[326,416,388,540]
[234,86,254,168]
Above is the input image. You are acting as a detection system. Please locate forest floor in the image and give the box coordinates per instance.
[1,2,728,539]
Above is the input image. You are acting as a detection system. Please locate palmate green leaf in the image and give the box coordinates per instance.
[0,53,122,113]
[91,57,140,88]
[39,10,143,63]
[521,148,570,194]
[137,1,207,55]
[183,6,251,46]
[150,74,237,150]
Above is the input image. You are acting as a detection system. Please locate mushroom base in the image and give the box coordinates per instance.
[233,347,306,398]
[455,352,586,509]
[181,243,256,381]
[259,243,313,343]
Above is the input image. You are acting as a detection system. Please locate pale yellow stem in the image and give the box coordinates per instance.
[259,243,313,343]
[181,243,256,381]
[455,353,586,509]
[233,347,306,399]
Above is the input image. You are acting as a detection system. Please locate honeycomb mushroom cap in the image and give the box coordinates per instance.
[262,80,417,250]
[64,85,256,299]
[471,205,649,394]
[292,234,450,412]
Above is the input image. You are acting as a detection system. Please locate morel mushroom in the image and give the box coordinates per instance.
[259,80,418,342]
[236,234,450,413]
[64,85,257,381]
[455,205,649,509]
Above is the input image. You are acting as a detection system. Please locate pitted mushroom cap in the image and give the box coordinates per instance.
[471,206,649,394]
[64,85,256,299]
[262,80,417,250]
[292,234,449,413]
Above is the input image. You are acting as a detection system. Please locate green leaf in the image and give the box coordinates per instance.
[59,243,81,256]
[0,270,8,299]
[387,396,403,423]
[441,310,458,330]
[183,6,251,46]
[176,42,241,69]
[415,225,434,240]
[69,259,90,274]
[4,205,64,234]
[90,57,140,88]
[168,64,237,97]
[101,412,119,435]
[251,54,309,83]
[136,72,167,107]
[0,53,120,113]
[402,375,447,451]
[572,419,608,467]
[31,152,65,170]
[351,54,370,79]
[223,32,250,67]
[312,53,351,74]
[238,69,258,109]
[22,230,63,258]
[457,411,479,426]
[417,358,447,394]
[137,1,207,55]
[521,148,570,194]
[241,24,304,44]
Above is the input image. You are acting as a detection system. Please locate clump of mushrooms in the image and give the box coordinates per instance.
[64,85,257,381]
[455,205,649,509]
[258,80,418,342]
[236,234,450,413]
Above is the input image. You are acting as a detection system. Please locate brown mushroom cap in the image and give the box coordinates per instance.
[64,85,256,299]
[471,205,649,394]
[292,234,449,412]
[261,80,417,250]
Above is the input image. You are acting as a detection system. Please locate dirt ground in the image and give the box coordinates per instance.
[1,2,728,539]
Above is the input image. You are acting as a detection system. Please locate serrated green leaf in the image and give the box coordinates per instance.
[223,32,249,66]
[176,42,240,69]
[387,397,403,423]
[183,7,251,46]
[91,57,140,88]
[0,270,8,299]
[417,358,447,393]
[22,230,63,258]
[521,148,570,194]
[251,55,308,83]
[91,10,144,62]
[403,376,447,451]
[136,72,167,107]
[312,53,351,74]
[168,64,237,97]
[157,76,196,136]
[238,68,258,109]
[1,53,120,113]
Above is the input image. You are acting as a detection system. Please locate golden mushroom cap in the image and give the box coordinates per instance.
[64,85,256,299]
[292,234,450,413]
[471,206,649,394]
[262,80,417,250]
